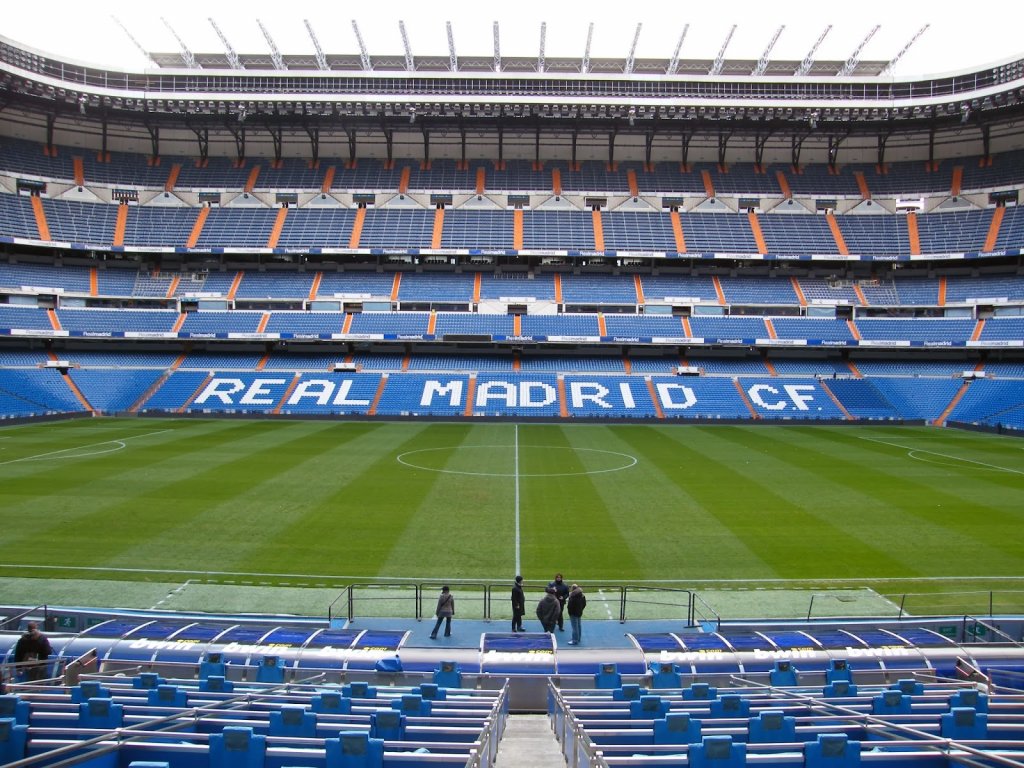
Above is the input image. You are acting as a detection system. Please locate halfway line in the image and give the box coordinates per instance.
[514,423,521,575]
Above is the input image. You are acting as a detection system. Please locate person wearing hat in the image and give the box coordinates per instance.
[566,583,587,645]
[536,587,561,633]
[511,576,526,632]
[429,586,455,639]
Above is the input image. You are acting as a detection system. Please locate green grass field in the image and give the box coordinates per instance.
[1,417,1023,619]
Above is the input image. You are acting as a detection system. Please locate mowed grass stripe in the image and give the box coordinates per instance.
[379,423,519,579]
[689,426,926,578]
[614,423,880,581]
[517,424,645,581]
[233,422,451,578]
[781,426,1024,572]
[113,421,388,575]
[0,420,359,572]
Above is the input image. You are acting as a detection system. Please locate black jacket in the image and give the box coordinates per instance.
[567,588,587,617]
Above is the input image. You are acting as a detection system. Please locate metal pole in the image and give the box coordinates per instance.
[807,595,816,622]
[620,586,627,623]
[347,586,354,623]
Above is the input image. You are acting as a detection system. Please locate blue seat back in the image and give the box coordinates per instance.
[629,695,670,720]
[270,705,316,738]
[825,659,852,684]
[949,690,988,713]
[325,732,385,768]
[650,662,682,690]
[391,694,431,716]
[199,652,226,680]
[823,681,858,698]
[595,663,622,690]
[769,660,798,687]
[891,678,924,696]
[434,660,462,689]
[653,712,701,745]
[748,710,797,744]
[710,694,750,718]
[0,696,29,725]
[71,681,111,703]
[871,690,911,715]
[255,655,284,684]
[312,692,352,714]
[690,735,747,768]
[370,709,406,740]
[133,673,165,689]
[200,675,234,693]
[0,718,28,764]
[419,683,446,700]
[612,684,645,701]
[805,733,861,768]
[210,726,266,768]
[78,698,124,729]
[342,681,377,699]
[684,683,718,701]
[941,708,987,739]
[147,685,188,708]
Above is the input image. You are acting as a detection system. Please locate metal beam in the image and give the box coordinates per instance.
[111,17,159,67]
[303,19,329,71]
[624,23,642,76]
[256,19,285,70]
[709,25,737,76]
[581,23,594,75]
[794,25,832,76]
[751,26,784,76]
[446,21,458,73]
[160,17,198,69]
[537,22,547,74]
[880,24,930,76]
[351,20,372,71]
[492,21,500,73]
[208,18,242,70]
[666,24,689,76]
[838,25,880,76]
[399,21,415,72]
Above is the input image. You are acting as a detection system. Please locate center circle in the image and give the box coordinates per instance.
[396,444,638,477]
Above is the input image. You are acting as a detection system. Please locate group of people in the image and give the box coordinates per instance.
[428,574,589,645]
[513,573,587,645]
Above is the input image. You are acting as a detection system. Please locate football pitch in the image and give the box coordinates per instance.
[1,417,1023,619]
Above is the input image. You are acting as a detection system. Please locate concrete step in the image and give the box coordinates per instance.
[494,713,566,767]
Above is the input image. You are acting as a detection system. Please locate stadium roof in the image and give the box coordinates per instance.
[4,0,1022,79]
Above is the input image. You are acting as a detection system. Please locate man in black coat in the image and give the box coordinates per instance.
[548,573,570,631]
[511,575,526,632]
[15,621,52,681]
[536,587,561,633]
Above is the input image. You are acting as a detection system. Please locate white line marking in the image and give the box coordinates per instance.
[397,444,638,477]
[150,579,193,609]
[597,588,614,620]
[0,429,172,466]
[514,424,521,576]
[0,562,1022,585]
[858,435,1024,475]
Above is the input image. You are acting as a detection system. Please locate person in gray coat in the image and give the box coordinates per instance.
[430,586,455,639]
[536,587,561,633]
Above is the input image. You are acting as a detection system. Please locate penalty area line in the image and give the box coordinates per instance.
[0,429,172,466]
[857,435,1024,475]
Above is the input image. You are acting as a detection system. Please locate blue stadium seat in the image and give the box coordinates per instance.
[210,727,266,768]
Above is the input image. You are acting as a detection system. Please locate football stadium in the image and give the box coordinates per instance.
[1,10,1024,767]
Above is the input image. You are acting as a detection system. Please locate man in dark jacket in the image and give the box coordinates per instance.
[566,583,587,645]
[15,621,52,681]
[548,573,570,631]
[536,587,561,633]
[511,575,526,632]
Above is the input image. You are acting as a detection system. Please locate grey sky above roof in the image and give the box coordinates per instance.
[5,0,1019,77]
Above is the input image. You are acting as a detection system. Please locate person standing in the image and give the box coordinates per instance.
[566,583,587,645]
[548,573,570,631]
[14,621,52,681]
[429,586,455,639]
[536,587,561,633]
[511,575,526,632]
